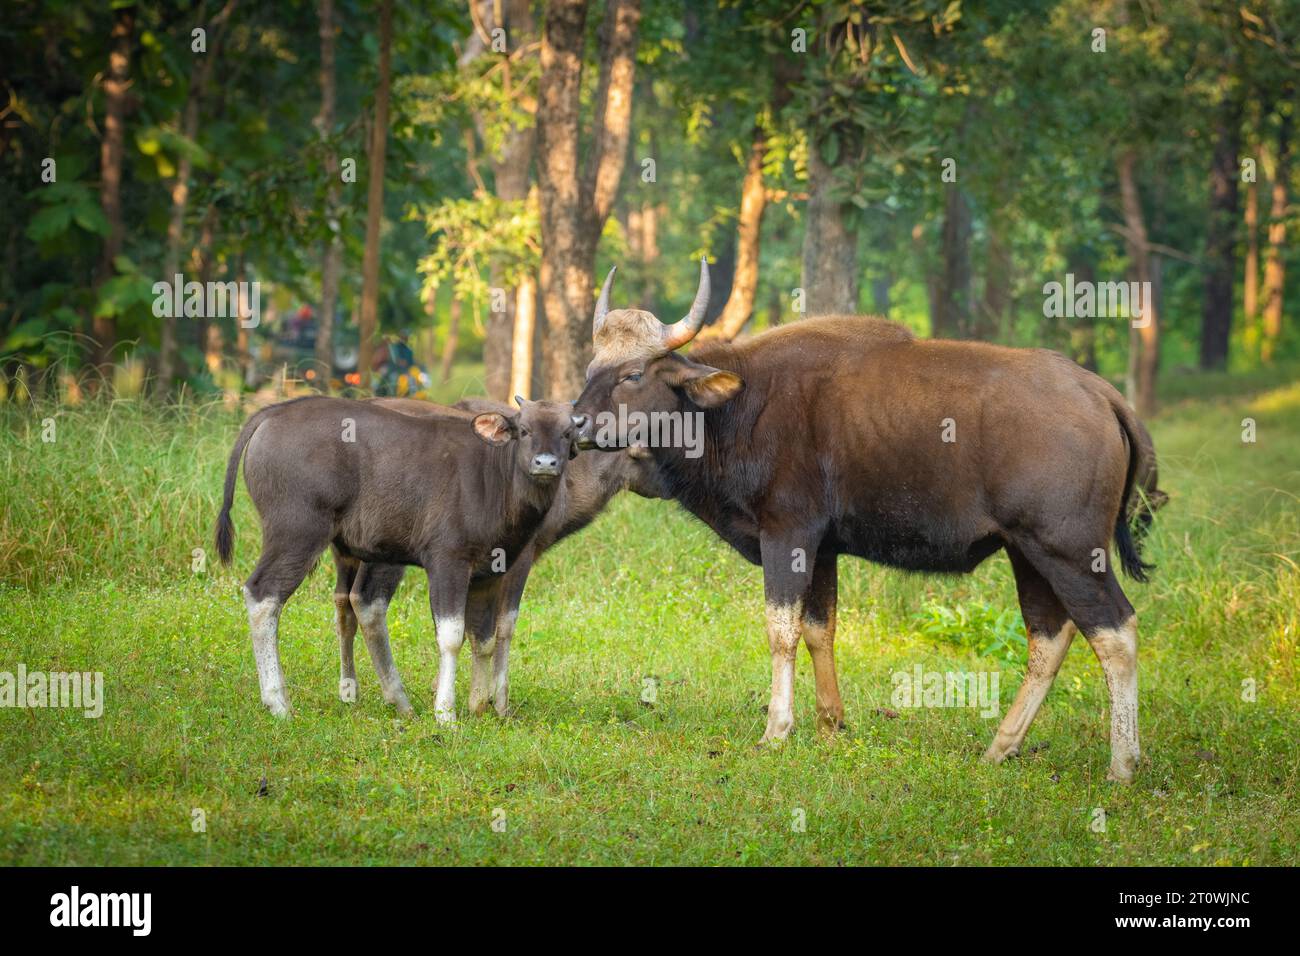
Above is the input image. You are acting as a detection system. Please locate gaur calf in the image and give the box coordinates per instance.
[320,396,665,717]
[214,395,586,721]
[574,260,1166,783]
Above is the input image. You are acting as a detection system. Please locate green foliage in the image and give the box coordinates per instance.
[415,193,540,306]
[916,601,1027,664]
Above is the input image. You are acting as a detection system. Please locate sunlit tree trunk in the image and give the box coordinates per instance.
[702,126,767,341]
[509,273,537,400]
[91,5,135,379]
[1261,110,1290,364]
[357,0,394,390]
[466,0,538,400]
[1118,149,1159,417]
[1243,169,1260,350]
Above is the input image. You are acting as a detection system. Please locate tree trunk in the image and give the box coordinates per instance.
[91,5,135,378]
[701,125,767,341]
[801,142,859,314]
[158,1,236,394]
[1117,149,1159,418]
[1200,94,1241,370]
[191,205,219,373]
[357,0,394,390]
[316,0,341,383]
[1243,166,1260,349]
[234,260,252,389]
[536,0,640,398]
[509,273,537,400]
[1261,108,1291,364]
[934,185,973,338]
[981,215,1010,340]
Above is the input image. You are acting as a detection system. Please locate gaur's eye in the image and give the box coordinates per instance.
[622,371,643,384]
[519,427,530,437]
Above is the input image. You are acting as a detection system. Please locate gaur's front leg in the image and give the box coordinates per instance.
[427,560,471,723]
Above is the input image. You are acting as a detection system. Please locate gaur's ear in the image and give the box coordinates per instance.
[662,362,744,408]
[472,412,516,446]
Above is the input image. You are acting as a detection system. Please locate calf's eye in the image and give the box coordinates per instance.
[623,372,642,384]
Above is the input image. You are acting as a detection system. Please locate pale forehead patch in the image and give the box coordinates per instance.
[591,308,669,369]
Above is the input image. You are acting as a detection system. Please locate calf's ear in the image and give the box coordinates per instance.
[662,361,744,408]
[472,412,516,446]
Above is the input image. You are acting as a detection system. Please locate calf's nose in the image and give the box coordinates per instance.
[530,452,561,476]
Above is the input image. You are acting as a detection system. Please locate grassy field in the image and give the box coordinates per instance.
[1,366,1298,866]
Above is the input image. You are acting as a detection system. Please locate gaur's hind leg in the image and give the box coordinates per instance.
[332,547,360,702]
[984,545,1076,764]
[244,526,331,717]
[1015,539,1140,783]
[350,562,413,716]
[802,548,844,735]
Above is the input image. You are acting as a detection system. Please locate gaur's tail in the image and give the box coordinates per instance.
[1109,392,1169,582]
[215,404,280,565]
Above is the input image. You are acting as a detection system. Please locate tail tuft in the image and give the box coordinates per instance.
[216,507,235,565]
[1114,516,1153,583]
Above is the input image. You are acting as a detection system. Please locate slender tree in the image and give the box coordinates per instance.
[315,0,342,383]
[1200,90,1241,370]
[1260,104,1291,364]
[91,4,136,379]
[358,0,394,388]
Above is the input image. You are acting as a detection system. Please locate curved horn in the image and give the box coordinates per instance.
[661,256,710,350]
[593,266,617,336]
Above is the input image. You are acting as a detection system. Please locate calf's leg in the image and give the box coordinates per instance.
[332,548,360,702]
[244,528,330,717]
[984,546,1076,763]
[465,581,502,716]
[490,550,533,717]
[350,562,413,716]
[427,561,471,724]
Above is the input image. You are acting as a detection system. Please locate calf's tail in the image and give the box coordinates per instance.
[215,404,277,565]
[1109,393,1169,583]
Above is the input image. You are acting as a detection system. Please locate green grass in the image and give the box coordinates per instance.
[1,368,1298,865]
